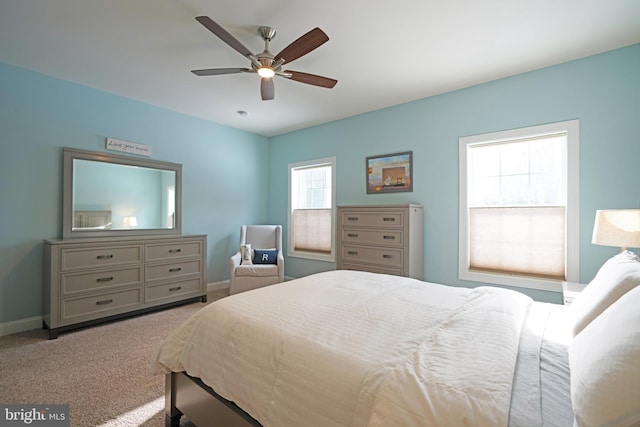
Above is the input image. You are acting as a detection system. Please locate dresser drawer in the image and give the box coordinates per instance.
[146,241,202,262]
[61,267,142,295]
[60,288,142,323]
[146,260,201,282]
[340,263,404,277]
[340,210,404,228]
[146,278,202,304]
[340,228,404,247]
[340,245,403,268]
[61,245,142,270]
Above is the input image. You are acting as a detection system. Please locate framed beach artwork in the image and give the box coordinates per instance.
[366,151,413,194]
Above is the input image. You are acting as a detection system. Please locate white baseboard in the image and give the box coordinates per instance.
[1,283,231,337]
[208,280,229,292]
[207,277,295,294]
[0,316,43,337]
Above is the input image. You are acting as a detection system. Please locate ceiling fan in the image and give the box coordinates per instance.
[191,16,338,101]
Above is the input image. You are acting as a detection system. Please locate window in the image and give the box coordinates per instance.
[459,120,579,291]
[288,157,336,262]
[167,185,175,228]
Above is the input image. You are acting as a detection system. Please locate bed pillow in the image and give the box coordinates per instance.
[569,250,640,337]
[568,285,640,427]
[240,244,253,265]
[253,249,278,264]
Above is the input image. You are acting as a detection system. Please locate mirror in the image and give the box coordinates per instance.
[62,148,182,238]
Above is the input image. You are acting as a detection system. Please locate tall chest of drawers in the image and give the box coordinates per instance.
[43,234,206,338]
[337,204,423,279]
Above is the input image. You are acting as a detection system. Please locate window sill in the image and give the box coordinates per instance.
[459,269,564,292]
[287,250,335,263]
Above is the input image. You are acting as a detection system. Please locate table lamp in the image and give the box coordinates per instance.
[591,209,640,252]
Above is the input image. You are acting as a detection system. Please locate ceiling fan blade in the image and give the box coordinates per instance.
[191,68,251,76]
[284,70,337,88]
[261,78,275,100]
[274,28,329,65]
[195,16,257,61]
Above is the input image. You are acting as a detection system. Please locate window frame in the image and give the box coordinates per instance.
[458,120,579,292]
[287,157,337,262]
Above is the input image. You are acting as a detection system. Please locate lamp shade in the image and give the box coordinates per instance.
[591,209,640,249]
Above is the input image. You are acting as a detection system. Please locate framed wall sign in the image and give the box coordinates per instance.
[366,151,413,193]
[106,137,152,157]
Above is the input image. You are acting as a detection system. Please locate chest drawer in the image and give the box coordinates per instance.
[60,288,142,322]
[146,278,202,303]
[146,259,202,282]
[146,241,202,262]
[340,210,405,228]
[61,267,142,295]
[61,245,142,271]
[340,245,403,268]
[340,228,404,247]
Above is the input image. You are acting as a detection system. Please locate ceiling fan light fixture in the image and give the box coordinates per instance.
[192,17,337,100]
[257,67,275,78]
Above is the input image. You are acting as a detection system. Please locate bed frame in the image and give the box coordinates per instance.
[165,372,262,427]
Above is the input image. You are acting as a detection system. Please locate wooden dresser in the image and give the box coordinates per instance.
[337,204,423,279]
[43,234,207,338]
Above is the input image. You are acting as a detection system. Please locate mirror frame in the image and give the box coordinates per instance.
[62,147,182,239]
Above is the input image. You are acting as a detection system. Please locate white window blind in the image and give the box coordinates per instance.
[292,208,332,253]
[469,206,566,279]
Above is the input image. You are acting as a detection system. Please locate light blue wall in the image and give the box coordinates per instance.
[0,62,269,324]
[268,44,640,303]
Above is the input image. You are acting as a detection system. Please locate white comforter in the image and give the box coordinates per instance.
[152,270,532,427]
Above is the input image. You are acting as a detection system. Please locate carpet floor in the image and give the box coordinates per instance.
[0,289,228,426]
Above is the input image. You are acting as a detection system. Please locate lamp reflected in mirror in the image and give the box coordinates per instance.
[123,216,138,229]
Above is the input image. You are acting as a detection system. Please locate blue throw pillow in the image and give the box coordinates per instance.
[253,249,278,264]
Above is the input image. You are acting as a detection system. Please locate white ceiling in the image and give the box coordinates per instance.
[1,1,639,137]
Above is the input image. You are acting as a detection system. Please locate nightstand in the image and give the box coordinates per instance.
[562,281,587,305]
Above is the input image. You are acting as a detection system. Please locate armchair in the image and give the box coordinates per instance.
[230,225,284,294]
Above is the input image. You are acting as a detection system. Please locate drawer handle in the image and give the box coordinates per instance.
[382,254,395,259]
[96,276,114,282]
[383,235,395,240]
[169,267,182,273]
[383,217,396,222]
[169,249,182,253]
[169,286,182,292]
[96,299,113,306]
[347,233,359,238]
[347,216,359,221]
[96,254,114,260]
[347,250,358,255]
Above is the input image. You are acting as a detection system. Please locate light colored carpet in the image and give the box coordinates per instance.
[0,289,228,426]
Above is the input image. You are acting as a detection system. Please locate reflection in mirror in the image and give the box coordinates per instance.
[72,159,176,230]
[62,148,182,238]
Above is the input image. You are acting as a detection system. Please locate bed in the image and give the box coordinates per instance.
[152,252,640,427]
[72,210,112,230]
